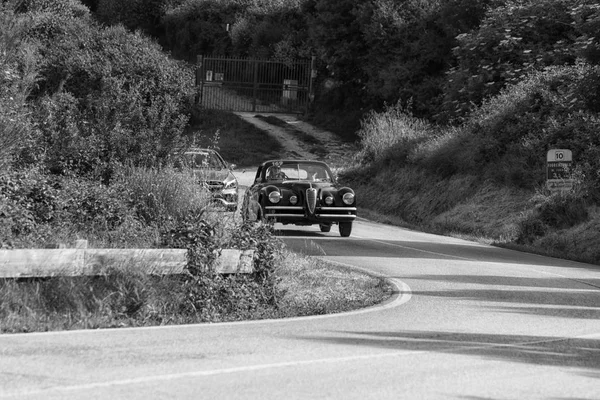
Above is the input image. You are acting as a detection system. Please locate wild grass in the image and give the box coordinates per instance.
[0,250,392,333]
[355,102,436,165]
[274,251,393,317]
[119,164,213,226]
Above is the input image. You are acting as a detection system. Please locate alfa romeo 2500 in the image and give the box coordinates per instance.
[242,160,357,237]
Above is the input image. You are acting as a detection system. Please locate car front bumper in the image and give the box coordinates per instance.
[212,188,239,210]
[263,205,356,223]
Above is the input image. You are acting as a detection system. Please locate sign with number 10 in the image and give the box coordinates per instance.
[546,149,573,191]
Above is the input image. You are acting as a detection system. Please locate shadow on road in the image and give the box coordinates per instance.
[280,234,600,270]
[305,330,600,370]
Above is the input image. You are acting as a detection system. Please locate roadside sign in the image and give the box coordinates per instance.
[546,149,573,192]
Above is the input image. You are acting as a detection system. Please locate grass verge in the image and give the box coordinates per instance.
[0,250,393,334]
[274,251,393,317]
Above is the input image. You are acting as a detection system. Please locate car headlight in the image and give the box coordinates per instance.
[224,179,237,190]
[342,192,355,205]
[289,195,298,205]
[324,196,334,205]
[268,191,281,204]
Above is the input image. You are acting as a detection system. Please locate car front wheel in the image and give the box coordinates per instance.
[338,222,352,237]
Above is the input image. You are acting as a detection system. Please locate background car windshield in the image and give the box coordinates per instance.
[266,163,331,182]
[185,152,225,169]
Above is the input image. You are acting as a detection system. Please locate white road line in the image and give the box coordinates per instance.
[5,331,600,398]
[340,235,476,261]
[351,235,600,291]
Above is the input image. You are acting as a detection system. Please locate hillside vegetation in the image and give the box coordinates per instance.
[338,1,600,266]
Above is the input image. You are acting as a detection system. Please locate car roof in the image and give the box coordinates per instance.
[260,160,329,167]
[183,148,216,153]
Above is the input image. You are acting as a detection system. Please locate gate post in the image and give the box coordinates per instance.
[195,55,204,105]
[252,59,258,112]
[309,55,316,106]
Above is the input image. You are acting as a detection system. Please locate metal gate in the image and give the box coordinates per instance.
[195,55,315,114]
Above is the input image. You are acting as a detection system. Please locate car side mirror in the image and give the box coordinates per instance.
[229,163,237,170]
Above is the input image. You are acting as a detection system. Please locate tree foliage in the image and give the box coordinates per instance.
[438,0,600,123]
[3,0,195,181]
[0,4,38,173]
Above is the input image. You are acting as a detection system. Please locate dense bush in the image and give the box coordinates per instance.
[120,165,212,226]
[0,6,38,173]
[95,0,174,36]
[355,102,436,165]
[517,191,589,244]
[19,11,195,179]
[163,0,240,60]
[438,0,599,123]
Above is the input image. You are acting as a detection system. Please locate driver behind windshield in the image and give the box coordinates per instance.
[267,165,286,180]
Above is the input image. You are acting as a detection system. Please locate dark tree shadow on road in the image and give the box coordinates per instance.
[304,330,600,371]
[403,274,600,320]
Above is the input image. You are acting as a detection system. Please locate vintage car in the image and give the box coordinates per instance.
[174,148,239,211]
[242,160,357,237]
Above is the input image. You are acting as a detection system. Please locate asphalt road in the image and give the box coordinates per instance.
[1,215,600,399]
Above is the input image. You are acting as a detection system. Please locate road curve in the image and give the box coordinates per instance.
[1,219,600,399]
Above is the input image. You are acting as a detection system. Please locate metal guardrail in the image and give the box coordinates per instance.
[0,240,254,278]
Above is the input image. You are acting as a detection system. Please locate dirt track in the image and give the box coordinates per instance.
[234,112,357,167]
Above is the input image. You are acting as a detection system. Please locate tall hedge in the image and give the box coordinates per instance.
[16,3,194,179]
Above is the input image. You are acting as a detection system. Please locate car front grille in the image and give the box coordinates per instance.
[306,188,317,214]
[204,180,224,192]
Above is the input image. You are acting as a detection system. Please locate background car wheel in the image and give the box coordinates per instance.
[319,223,331,233]
[338,222,352,237]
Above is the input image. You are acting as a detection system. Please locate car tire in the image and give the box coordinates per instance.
[338,222,352,237]
[319,224,331,233]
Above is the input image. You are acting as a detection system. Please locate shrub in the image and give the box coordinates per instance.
[16,0,90,18]
[120,165,212,226]
[438,0,596,123]
[227,221,285,279]
[59,178,134,231]
[0,5,38,172]
[19,7,194,179]
[163,0,240,60]
[356,102,435,165]
[95,0,168,35]
[160,213,219,275]
[517,191,589,244]
[0,169,60,229]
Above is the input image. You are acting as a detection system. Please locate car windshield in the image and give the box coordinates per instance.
[184,151,225,170]
[265,163,331,182]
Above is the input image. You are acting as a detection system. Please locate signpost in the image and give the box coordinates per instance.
[546,149,573,192]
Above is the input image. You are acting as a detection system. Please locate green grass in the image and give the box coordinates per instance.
[337,65,600,267]
[0,251,392,333]
[274,251,393,317]
[186,109,283,167]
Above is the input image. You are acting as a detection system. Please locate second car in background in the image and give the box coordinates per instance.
[175,148,239,212]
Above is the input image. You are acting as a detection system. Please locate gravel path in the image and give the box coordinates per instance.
[234,112,357,168]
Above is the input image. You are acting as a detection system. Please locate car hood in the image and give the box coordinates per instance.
[272,180,338,191]
[193,168,235,182]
